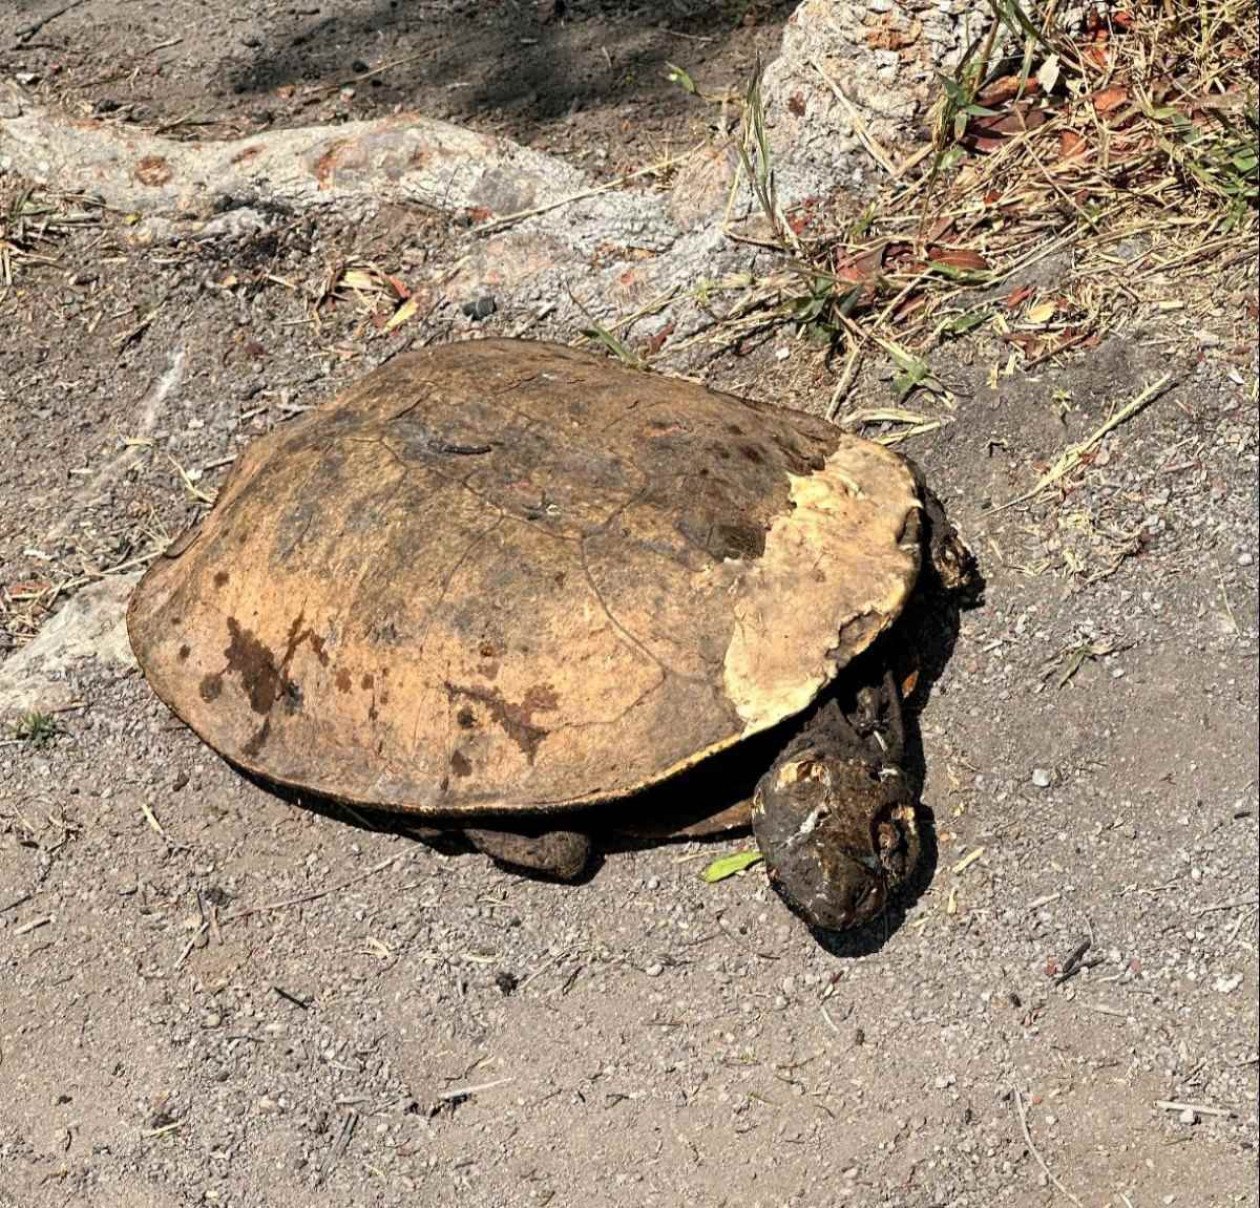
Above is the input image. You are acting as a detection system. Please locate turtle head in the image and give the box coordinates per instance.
[750,746,920,933]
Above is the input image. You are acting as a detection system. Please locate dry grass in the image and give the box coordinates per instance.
[684,0,1257,418]
[0,183,103,295]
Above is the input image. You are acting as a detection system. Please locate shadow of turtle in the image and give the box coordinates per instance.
[236,771,611,885]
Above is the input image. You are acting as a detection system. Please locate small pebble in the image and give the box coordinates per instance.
[1179,1108,1198,1125]
[462,296,497,321]
[1031,768,1052,788]
[494,970,519,996]
[644,963,663,978]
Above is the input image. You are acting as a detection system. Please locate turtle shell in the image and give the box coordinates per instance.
[128,340,923,816]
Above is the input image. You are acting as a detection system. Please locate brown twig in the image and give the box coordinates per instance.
[218,854,402,925]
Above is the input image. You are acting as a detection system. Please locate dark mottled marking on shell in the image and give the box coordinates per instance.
[224,619,287,715]
[444,682,557,762]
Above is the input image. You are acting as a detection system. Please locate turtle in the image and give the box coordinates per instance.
[128,338,974,933]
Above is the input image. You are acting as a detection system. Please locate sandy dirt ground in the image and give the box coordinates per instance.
[1,2,1258,1207]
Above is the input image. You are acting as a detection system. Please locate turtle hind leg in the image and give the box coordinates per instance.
[464,826,593,882]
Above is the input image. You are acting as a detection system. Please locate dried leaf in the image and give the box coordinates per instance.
[700,849,764,883]
[340,268,381,292]
[644,320,675,357]
[1005,331,1046,357]
[1036,55,1060,94]
[1025,299,1058,325]
[1092,86,1129,115]
[1058,129,1088,160]
[966,103,1049,148]
[929,247,990,272]
[382,294,421,333]
[833,245,885,283]
[977,74,1040,108]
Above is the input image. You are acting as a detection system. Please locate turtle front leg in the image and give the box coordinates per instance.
[464,826,592,881]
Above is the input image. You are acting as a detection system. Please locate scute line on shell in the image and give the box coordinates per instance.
[576,532,714,689]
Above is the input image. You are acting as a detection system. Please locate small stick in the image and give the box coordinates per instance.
[1155,1100,1236,1119]
[272,985,312,1011]
[1083,1001,1126,1018]
[305,51,432,95]
[218,854,401,925]
[139,799,166,837]
[518,950,563,991]
[1013,1088,1083,1206]
[198,892,223,947]
[14,915,53,936]
[1193,894,1259,915]
[825,340,863,421]
[991,373,1174,512]
[174,921,209,969]
[661,27,715,44]
[438,1077,514,1102]
[952,847,986,875]
[1021,328,1096,369]
[811,60,898,177]
[140,1118,186,1138]
[327,1108,358,1166]
[0,892,33,914]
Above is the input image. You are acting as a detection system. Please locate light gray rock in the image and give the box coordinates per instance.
[0,573,139,718]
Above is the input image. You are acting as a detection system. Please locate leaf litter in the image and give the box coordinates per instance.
[650,0,1256,447]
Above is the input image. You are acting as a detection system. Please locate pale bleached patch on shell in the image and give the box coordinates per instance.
[722,436,921,731]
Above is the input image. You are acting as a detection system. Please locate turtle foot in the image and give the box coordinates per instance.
[464,826,593,881]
